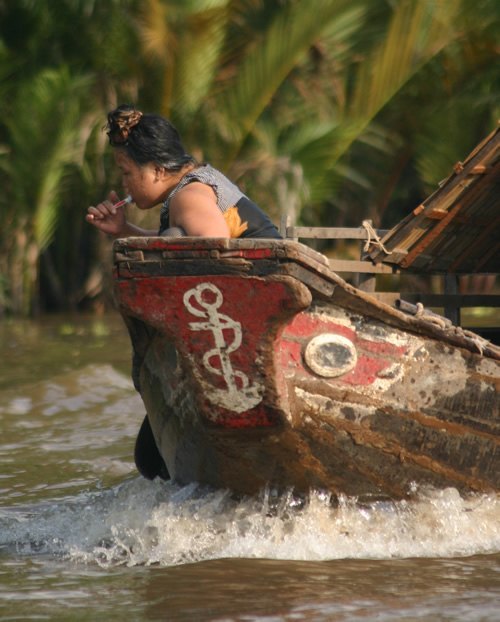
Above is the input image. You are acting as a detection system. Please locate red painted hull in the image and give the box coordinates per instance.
[113,238,500,498]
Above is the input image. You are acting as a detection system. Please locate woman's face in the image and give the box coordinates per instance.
[114,150,166,210]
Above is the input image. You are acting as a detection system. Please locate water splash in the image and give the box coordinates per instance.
[1,479,499,568]
[1,357,498,570]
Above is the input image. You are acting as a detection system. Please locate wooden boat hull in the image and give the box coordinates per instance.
[113,238,499,499]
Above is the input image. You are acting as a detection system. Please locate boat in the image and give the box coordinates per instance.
[112,128,500,500]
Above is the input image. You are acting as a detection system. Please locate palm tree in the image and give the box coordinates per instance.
[0,0,498,314]
[222,0,479,227]
[0,68,98,314]
[135,0,496,228]
[0,0,140,314]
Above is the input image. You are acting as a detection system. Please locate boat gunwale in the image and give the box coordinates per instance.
[112,237,500,361]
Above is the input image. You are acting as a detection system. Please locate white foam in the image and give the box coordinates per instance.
[2,480,499,568]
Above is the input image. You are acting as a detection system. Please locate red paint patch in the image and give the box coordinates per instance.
[279,311,407,386]
[116,274,309,427]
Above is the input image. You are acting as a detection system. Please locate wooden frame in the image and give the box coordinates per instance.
[280,215,499,328]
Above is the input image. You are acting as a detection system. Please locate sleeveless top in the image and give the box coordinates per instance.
[158,164,281,239]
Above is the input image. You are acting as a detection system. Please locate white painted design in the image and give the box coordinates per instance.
[304,333,357,378]
[183,283,263,413]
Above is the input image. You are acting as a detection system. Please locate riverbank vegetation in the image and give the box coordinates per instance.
[0,0,498,316]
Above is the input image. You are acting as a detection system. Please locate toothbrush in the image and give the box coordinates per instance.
[113,195,133,209]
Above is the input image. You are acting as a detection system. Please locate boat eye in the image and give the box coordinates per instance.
[304,333,357,378]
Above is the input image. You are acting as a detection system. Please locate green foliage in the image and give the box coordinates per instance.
[0,67,97,313]
[5,69,93,247]
[0,0,498,314]
[220,0,362,148]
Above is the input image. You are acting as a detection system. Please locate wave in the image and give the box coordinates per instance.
[1,478,499,568]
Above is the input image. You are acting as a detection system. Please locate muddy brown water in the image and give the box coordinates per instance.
[1,316,499,621]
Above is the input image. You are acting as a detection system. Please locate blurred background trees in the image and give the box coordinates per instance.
[0,0,498,316]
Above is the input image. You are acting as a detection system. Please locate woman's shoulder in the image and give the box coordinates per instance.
[184,163,225,184]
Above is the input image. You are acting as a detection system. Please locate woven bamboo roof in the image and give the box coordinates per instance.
[369,124,500,274]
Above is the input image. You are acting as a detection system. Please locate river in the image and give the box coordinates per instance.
[1,315,499,621]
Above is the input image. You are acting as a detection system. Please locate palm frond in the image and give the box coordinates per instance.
[331,0,462,164]
[172,7,230,122]
[138,0,231,119]
[414,98,495,191]
[5,67,94,249]
[220,0,367,160]
[137,0,174,64]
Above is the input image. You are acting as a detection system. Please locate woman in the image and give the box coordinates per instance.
[87,105,281,481]
[86,104,281,240]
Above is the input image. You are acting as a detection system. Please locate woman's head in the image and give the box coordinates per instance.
[105,104,194,171]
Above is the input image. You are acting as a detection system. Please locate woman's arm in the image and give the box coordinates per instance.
[169,183,230,237]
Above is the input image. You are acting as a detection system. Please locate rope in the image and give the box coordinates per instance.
[362,220,390,254]
[415,302,449,329]
[418,304,491,353]
[451,326,491,355]
[399,300,493,356]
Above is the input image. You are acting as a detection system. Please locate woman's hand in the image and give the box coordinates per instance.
[86,191,128,237]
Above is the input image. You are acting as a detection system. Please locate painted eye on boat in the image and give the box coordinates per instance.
[304,333,357,378]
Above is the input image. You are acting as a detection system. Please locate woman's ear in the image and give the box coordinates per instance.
[154,165,166,181]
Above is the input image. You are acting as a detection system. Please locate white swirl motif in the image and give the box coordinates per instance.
[183,283,263,413]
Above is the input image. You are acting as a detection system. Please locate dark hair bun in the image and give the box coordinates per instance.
[106,105,143,145]
[105,104,194,170]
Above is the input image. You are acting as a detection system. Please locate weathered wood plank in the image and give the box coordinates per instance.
[284,226,389,240]
[400,293,500,308]
[329,259,397,274]
[372,292,500,309]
